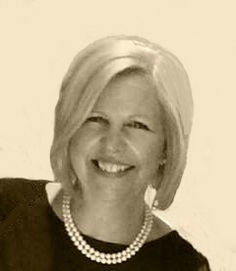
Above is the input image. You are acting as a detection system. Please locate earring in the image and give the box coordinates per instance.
[71,177,76,185]
[159,158,167,166]
[71,177,79,189]
[152,197,159,211]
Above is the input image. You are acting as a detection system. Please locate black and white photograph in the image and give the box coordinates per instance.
[0,1,235,270]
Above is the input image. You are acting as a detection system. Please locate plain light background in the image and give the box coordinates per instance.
[0,1,235,270]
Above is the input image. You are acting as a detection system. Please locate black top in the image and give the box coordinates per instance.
[0,178,211,271]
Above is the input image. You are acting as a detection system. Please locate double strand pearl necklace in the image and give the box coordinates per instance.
[62,194,154,265]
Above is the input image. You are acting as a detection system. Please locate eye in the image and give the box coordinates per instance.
[126,121,150,131]
[84,115,108,125]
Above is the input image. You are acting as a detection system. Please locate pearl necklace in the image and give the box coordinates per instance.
[62,194,153,265]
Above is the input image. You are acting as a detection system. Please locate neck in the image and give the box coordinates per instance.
[71,192,146,245]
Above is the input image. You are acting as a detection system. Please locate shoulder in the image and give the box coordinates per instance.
[0,177,50,223]
[0,178,55,270]
[147,216,210,270]
[158,231,210,270]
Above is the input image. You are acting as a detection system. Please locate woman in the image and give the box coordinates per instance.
[0,35,210,270]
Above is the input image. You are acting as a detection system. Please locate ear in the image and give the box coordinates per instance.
[150,156,166,190]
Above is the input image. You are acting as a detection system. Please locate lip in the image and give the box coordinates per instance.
[91,159,135,178]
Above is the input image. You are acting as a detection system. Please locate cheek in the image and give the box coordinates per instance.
[133,132,163,158]
[134,136,164,175]
[142,147,160,174]
[70,126,99,154]
[69,128,96,170]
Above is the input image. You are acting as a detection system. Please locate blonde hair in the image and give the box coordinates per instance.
[50,35,193,210]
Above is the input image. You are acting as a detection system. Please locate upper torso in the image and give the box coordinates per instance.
[0,178,211,271]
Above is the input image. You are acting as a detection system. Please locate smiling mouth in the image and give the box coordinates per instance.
[91,159,135,174]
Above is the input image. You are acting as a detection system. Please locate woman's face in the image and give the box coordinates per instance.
[69,72,165,202]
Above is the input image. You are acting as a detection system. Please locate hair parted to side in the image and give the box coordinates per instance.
[50,35,193,210]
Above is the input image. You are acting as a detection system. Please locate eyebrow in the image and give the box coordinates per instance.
[129,114,159,123]
[91,111,151,120]
[89,110,107,117]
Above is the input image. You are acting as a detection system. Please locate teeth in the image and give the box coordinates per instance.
[97,161,130,173]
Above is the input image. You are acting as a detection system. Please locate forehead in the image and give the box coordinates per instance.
[93,72,162,121]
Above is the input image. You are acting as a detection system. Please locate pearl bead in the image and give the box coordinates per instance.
[106,253,111,259]
[81,249,87,255]
[126,248,131,253]
[101,258,106,264]
[81,240,86,246]
[112,259,117,264]
[100,253,105,258]
[117,252,122,258]
[127,253,132,259]
[84,244,90,250]
[89,247,95,254]
[74,240,79,246]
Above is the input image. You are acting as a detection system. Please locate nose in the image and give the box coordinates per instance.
[101,128,126,155]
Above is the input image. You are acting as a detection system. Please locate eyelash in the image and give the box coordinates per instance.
[86,116,104,122]
[85,116,150,131]
[85,116,108,125]
[126,121,150,131]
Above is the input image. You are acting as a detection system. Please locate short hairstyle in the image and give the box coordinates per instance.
[50,35,193,210]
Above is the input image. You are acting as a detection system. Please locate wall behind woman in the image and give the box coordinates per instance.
[0,1,235,270]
